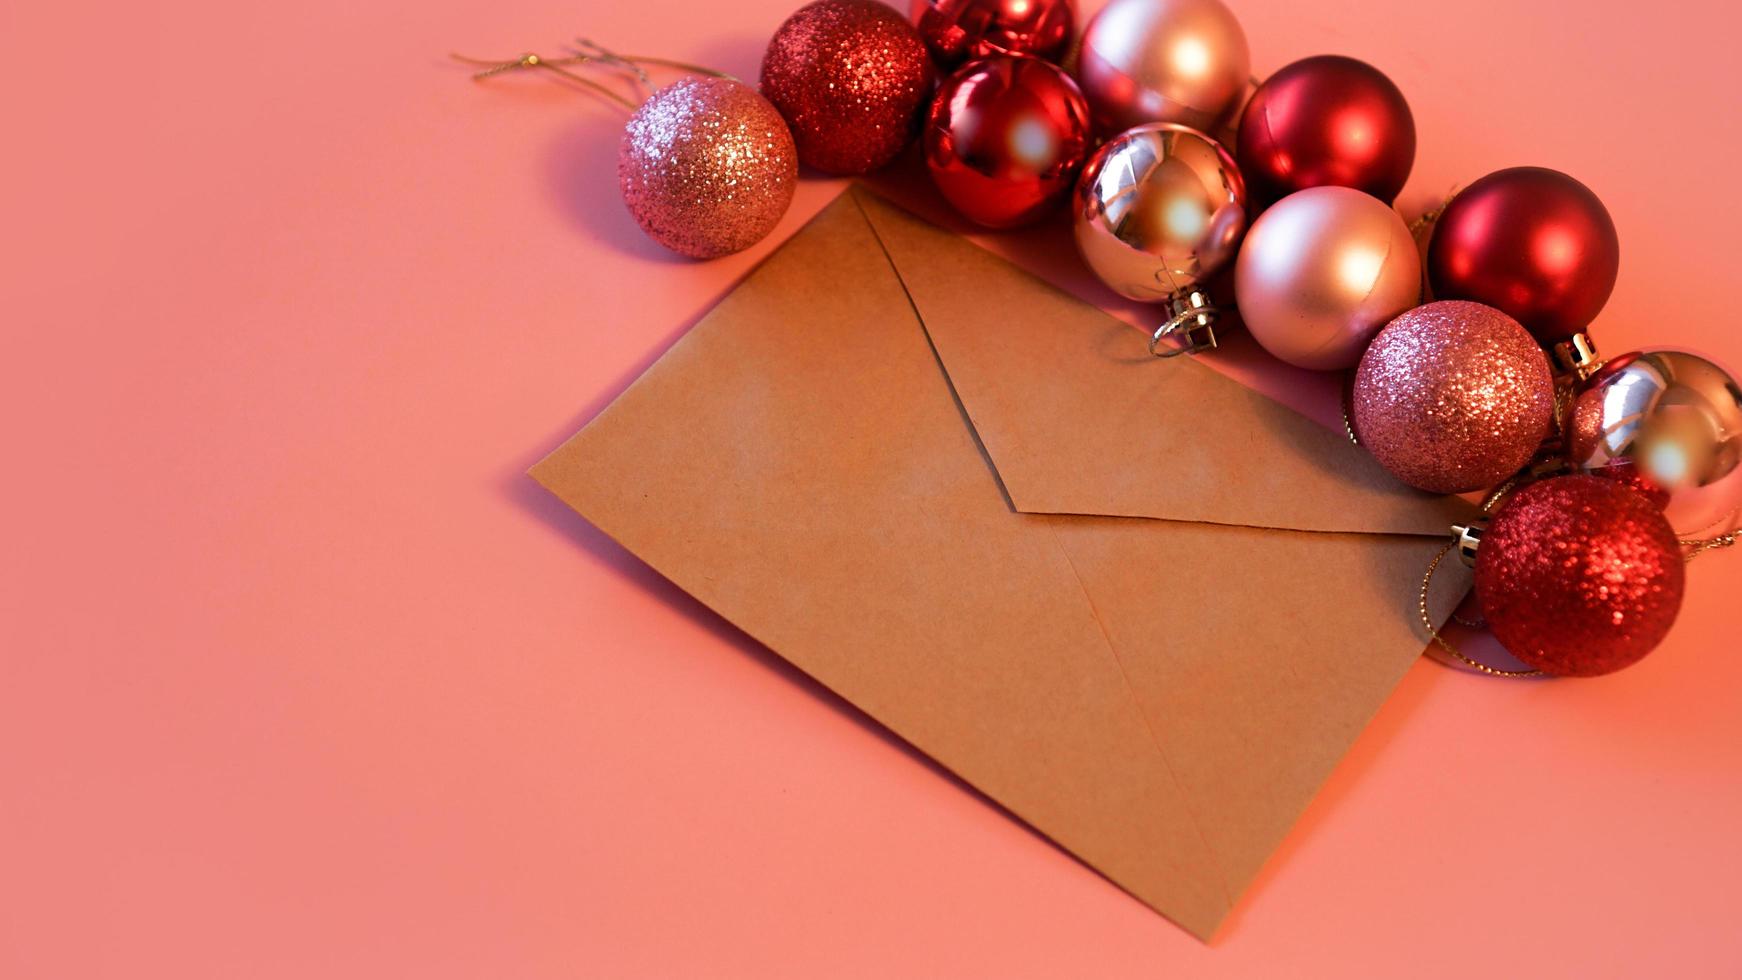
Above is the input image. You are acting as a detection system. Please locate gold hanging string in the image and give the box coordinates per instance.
[449,51,638,110]
[569,39,656,97]
[1339,371,1360,446]
[1418,475,1527,671]
[1407,186,1460,237]
[1681,530,1738,561]
[573,37,735,83]
[1442,477,1519,631]
[1419,542,1543,678]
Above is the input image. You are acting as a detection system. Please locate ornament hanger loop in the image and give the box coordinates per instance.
[1419,541,1543,679]
[1148,288,1219,358]
[569,39,655,97]
[449,50,638,110]
[1406,185,1461,236]
[573,38,736,83]
[1681,529,1738,561]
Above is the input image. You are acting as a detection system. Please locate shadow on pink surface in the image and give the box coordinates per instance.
[534,30,784,261]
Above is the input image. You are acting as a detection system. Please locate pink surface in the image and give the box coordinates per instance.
[4,0,1740,975]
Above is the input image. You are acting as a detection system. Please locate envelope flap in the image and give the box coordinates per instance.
[854,190,1476,537]
[533,193,1236,938]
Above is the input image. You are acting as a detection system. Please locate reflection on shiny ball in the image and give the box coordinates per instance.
[1071,123,1246,302]
[923,55,1091,228]
[1566,348,1742,535]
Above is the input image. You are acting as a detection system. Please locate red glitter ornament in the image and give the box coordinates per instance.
[1236,55,1415,207]
[909,0,1075,69]
[1352,301,1554,494]
[924,55,1091,228]
[1475,475,1685,676]
[1427,167,1620,344]
[761,0,936,175]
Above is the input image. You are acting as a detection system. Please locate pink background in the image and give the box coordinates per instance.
[5,0,1741,975]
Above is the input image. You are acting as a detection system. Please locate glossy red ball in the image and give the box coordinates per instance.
[924,55,1092,228]
[1427,166,1620,344]
[1475,475,1685,677]
[1236,55,1415,206]
[761,0,936,175]
[910,0,1074,68]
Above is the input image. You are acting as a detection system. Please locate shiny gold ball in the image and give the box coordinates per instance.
[1071,123,1247,304]
[1566,349,1742,535]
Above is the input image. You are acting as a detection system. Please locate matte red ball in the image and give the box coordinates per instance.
[761,0,936,175]
[910,0,1074,68]
[1475,475,1685,677]
[1236,55,1415,206]
[1427,166,1620,344]
[924,55,1091,228]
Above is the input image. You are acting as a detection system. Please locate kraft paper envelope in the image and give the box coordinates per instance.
[532,187,1478,940]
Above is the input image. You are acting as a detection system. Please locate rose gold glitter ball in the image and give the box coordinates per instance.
[618,77,798,260]
[760,0,936,175]
[1352,300,1555,494]
[1476,475,1685,676]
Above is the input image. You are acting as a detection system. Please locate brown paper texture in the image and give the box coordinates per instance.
[531,188,1473,940]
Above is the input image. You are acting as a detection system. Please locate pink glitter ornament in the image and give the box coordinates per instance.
[618,76,798,259]
[457,49,797,260]
[1475,475,1685,676]
[761,0,936,175]
[1352,301,1554,494]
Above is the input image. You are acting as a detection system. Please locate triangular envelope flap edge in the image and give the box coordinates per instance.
[851,188,1476,538]
[532,191,1236,938]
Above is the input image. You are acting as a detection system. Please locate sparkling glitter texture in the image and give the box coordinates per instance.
[761,0,936,175]
[1476,475,1685,676]
[618,77,798,260]
[1352,300,1554,493]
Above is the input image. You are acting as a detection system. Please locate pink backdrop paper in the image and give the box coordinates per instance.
[3,0,1740,976]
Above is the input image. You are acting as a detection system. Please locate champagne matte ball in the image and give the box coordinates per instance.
[1234,186,1420,370]
[1075,0,1250,134]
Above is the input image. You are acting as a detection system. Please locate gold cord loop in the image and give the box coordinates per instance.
[1682,531,1738,562]
[1419,542,1543,678]
[450,51,639,109]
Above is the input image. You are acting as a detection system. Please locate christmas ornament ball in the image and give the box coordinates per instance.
[1476,475,1686,677]
[1236,54,1415,205]
[1427,166,1620,343]
[1234,185,1420,370]
[1352,300,1554,493]
[925,55,1092,228]
[1566,348,1742,535]
[1072,123,1247,303]
[761,0,936,175]
[1075,0,1250,134]
[618,77,798,259]
[910,0,1075,68]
